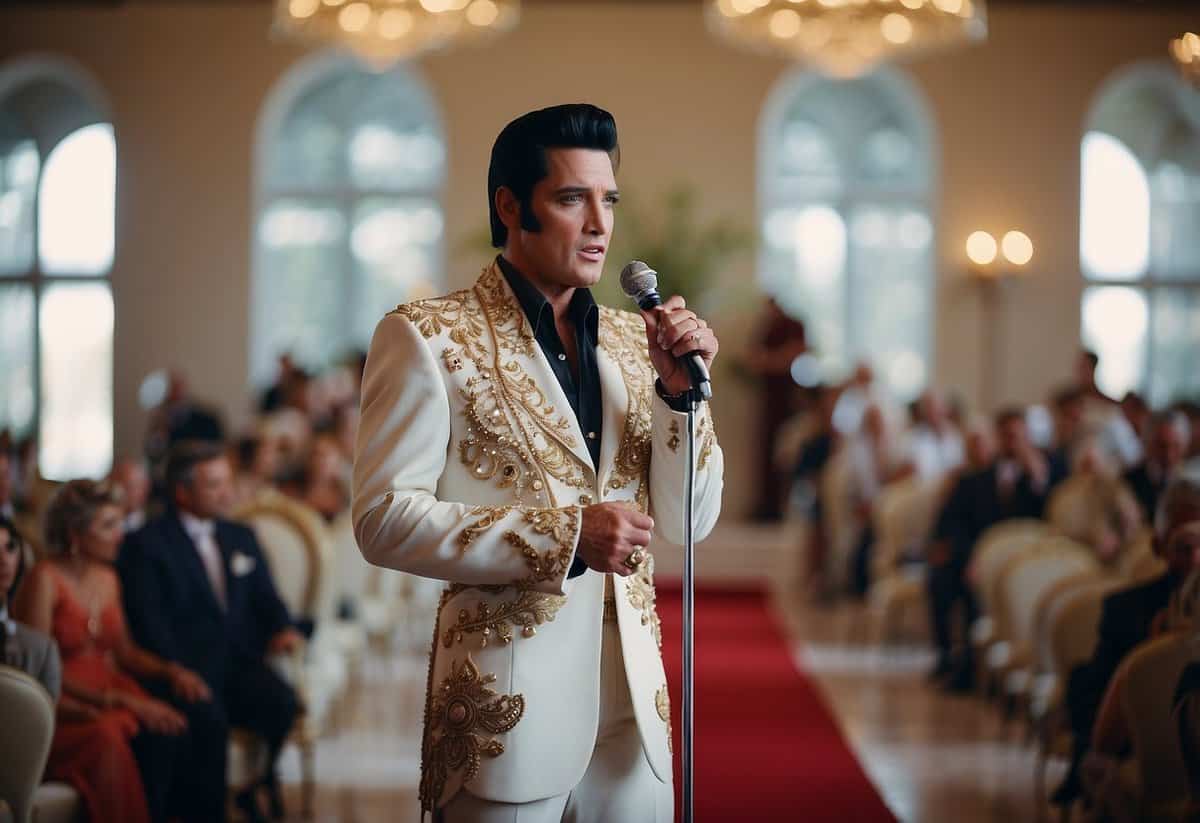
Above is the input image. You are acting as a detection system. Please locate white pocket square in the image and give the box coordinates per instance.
[230,552,256,576]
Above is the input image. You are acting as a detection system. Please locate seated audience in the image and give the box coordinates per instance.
[848,404,903,596]
[1059,446,1143,564]
[1073,350,1143,470]
[899,389,964,483]
[14,480,208,823]
[1053,468,1200,806]
[120,441,302,823]
[926,407,1052,690]
[1123,410,1189,523]
[1,516,60,698]
[110,457,153,532]
[232,430,282,508]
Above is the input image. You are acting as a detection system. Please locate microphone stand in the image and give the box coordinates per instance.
[682,387,700,823]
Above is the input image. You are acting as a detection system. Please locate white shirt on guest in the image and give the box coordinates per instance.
[179,510,226,608]
[904,425,965,481]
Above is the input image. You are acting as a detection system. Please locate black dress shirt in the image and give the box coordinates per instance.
[497,256,601,578]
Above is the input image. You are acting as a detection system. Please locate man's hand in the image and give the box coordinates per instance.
[268,628,304,656]
[577,503,654,576]
[166,663,212,703]
[640,296,719,397]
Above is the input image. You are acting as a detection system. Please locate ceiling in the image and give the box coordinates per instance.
[0,0,1196,6]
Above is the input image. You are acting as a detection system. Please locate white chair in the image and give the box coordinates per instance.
[819,446,857,593]
[0,665,55,823]
[234,491,340,818]
[1120,632,1192,821]
[985,537,1097,703]
[967,519,1049,652]
[867,477,941,645]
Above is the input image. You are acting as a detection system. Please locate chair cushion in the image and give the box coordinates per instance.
[32,782,82,823]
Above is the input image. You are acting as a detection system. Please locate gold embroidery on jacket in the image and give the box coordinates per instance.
[667,420,681,453]
[625,552,663,648]
[457,506,515,550]
[599,307,653,499]
[505,507,580,586]
[697,409,716,471]
[419,587,452,813]
[419,655,525,810]
[442,591,567,648]
[655,684,673,754]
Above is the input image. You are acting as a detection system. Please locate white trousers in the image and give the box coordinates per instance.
[438,616,674,823]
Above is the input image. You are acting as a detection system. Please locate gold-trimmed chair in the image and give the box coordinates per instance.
[867,477,941,645]
[968,519,1049,657]
[234,491,339,818]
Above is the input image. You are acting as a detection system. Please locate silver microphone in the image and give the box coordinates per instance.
[619,260,712,401]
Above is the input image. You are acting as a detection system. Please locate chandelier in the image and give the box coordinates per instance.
[1171,32,1200,90]
[706,0,987,78]
[273,0,520,67]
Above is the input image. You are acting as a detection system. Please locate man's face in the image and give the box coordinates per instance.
[1150,422,1186,470]
[998,418,1027,459]
[177,456,235,520]
[505,148,617,291]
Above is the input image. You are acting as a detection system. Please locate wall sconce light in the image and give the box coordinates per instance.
[966,228,1034,276]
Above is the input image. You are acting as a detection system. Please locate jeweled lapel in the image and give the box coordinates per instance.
[472,264,595,490]
[597,306,654,506]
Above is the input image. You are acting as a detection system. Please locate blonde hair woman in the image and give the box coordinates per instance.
[15,480,210,823]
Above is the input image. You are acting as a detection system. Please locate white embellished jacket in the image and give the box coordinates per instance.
[351,262,724,812]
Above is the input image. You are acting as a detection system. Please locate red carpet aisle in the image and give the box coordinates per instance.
[656,586,896,822]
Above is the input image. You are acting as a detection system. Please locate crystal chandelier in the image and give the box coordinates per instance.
[273,0,520,67]
[1171,32,1200,90]
[706,0,987,78]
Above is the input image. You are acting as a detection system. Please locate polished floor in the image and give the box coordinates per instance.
[276,587,1057,823]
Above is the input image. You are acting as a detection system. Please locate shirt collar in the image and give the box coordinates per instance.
[179,510,216,541]
[496,255,599,343]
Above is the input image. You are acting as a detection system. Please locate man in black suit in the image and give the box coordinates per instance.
[120,441,303,823]
[926,408,1052,690]
[1122,411,1189,523]
[1052,468,1200,806]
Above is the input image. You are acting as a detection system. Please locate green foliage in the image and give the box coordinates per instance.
[594,184,755,312]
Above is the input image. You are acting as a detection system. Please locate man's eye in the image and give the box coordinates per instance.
[561,195,582,204]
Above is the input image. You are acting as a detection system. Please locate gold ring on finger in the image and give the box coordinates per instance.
[624,548,646,569]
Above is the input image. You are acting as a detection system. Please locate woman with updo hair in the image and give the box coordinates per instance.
[14,479,211,823]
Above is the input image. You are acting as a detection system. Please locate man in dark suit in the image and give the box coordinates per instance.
[926,408,1052,690]
[120,441,302,823]
[1122,410,1189,523]
[1052,468,1200,806]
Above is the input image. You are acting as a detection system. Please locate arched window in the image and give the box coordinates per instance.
[1081,63,1200,406]
[252,55,445,386]
[0,58,115,480]
[759,68,936,401]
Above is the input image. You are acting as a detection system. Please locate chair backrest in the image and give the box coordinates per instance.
[819,446,857,584]
[234,492,331,621]
[999,541,1098,660]
[872,477,942,577]
[1121,632,1192,816]
[1046,474,1096,542]
[1120,528,1166,584]
[1042,577,1120,678]
[330,509,371,611]
[972,519,1049,616]
[0,665,55,823]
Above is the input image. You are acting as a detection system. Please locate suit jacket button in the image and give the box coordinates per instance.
[578,494,593,505]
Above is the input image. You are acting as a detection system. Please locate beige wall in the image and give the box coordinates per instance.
[1,3,1192,517]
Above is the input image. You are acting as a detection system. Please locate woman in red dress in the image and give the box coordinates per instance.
[15,479,212,823]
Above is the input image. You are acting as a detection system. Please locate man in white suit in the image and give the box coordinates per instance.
[352,104,724,823]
